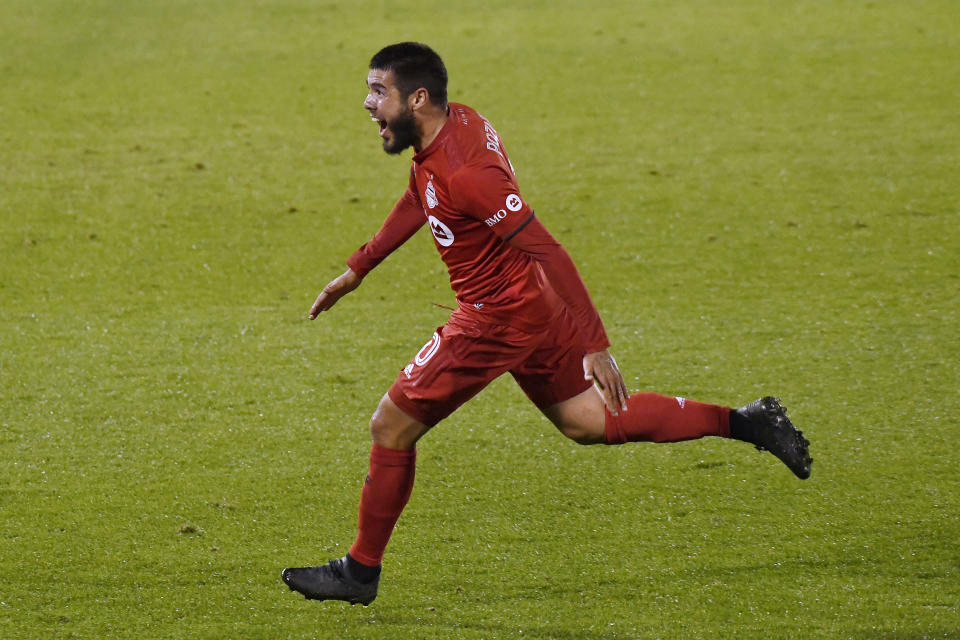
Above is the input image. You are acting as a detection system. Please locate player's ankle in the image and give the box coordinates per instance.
[729,407,758,444]
[346,553,382,584]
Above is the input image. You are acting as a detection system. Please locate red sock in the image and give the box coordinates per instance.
[604,393,731,444]
[348,444,417,567]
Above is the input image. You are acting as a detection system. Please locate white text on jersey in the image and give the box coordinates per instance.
[480,115,504,158]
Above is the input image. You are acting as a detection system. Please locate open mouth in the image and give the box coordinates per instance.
[371,114,387,137]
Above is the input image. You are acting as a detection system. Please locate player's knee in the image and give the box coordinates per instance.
[560,425,603,444]
[544,406,603,445]
[367,409,398,446]
[543,391,606,445]
[555,419,604,445]
[367,396,428,449]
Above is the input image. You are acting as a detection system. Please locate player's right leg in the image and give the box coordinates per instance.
[283,314,536,605]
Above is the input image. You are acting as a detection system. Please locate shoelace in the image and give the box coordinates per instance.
[326,558,347,581]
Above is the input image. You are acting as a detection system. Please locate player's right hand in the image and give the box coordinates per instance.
[583,349,630,416]
[309,268,361,319]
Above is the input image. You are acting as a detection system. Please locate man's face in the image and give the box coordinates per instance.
[364,69,418,155]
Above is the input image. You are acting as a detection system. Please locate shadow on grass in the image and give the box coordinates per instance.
[370,613,634,640]
[697,556,874,577]
[365,577,642,639]
[853,631,960,640]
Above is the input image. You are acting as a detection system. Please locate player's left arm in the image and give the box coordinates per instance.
[507,216,629,413]
[451,165,629,412]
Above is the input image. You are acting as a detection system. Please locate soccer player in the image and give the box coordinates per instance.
[282,42,812,606]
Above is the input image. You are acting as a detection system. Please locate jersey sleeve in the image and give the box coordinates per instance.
[506,215,611,353]
[346,173,426,279]
[449,164,535,241]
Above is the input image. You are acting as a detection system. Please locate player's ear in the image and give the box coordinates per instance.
[409,87,430,111]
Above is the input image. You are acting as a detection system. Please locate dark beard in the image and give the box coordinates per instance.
[383,108,418,155]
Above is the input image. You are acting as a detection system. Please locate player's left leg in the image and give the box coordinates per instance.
[543,388,812,479]
[512,307,732,446]
[515,307,811,478]
[281,394,425,605]
[542,387,732,446]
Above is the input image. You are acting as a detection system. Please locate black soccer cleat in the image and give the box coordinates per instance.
[281,556,379,605]
[735,396,812,479]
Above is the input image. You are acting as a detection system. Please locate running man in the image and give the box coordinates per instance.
[282,42,812,606]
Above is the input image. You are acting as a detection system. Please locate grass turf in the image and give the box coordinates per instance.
[2,1,958,638]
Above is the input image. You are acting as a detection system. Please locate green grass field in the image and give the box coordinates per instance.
[2,1,958,638]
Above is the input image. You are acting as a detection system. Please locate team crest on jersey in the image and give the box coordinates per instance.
[428,215,455,247]
[425,180,438,209]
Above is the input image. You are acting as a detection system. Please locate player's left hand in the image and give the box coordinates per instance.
[583,350,629,416]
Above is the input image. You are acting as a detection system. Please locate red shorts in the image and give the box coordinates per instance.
[387,305,593,426]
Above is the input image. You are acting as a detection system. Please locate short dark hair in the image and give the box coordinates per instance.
[370,42,448,108]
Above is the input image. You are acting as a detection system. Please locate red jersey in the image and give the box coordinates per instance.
[348,103,609,352]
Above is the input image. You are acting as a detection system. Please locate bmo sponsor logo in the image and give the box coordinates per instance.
[484,210,507,227]
[428,215,455,247]
[484,194,524,227]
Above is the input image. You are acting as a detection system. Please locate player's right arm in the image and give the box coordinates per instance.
[309,174,425,318]
[346,176,425,280]
[309,267,361,318]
